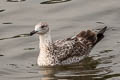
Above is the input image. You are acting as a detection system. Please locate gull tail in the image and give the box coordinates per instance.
[77,25,107,46]
[94,26,107,45]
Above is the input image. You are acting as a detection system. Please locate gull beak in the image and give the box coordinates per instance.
[30,30,38,36]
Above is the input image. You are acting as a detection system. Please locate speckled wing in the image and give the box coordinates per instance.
[53,30,97,62]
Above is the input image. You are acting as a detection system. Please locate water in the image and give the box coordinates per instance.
[0,0,120,80]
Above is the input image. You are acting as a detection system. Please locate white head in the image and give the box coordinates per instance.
[30,22,49,36]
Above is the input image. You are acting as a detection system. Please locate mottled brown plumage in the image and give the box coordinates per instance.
[50,30,96,65]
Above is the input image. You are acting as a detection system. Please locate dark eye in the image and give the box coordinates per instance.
[41,25,46,28]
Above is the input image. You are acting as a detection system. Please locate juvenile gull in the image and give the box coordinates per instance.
[30,22,107,66]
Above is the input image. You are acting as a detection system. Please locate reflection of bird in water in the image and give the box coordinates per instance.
[38,57,100,80]
[30,22,107,66]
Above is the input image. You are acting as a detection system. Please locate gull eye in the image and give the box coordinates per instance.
[41,25,46,28]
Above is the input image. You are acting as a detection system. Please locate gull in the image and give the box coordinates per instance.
[30,22,107,66]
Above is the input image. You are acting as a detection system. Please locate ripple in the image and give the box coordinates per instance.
[40,0,71,4]
[97,73,120,80]
[7,0,26,2]
[2,22,13,24]
[0,54,4,56]
[0,33,30,40]
[24,48,35,50]
[96,22,105,24]
[0,9,5,12]
[99,50,113,53]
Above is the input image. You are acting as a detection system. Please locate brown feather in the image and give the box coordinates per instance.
[77,30,97,44]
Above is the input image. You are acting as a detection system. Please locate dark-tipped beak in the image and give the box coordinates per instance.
[30,30,37,36]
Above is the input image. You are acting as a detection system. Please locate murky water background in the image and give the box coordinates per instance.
[0,0,120,80]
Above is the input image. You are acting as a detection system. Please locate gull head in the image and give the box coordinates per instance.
[30,22,49,36]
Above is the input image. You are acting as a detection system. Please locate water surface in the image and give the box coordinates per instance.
[0,0,120,80]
